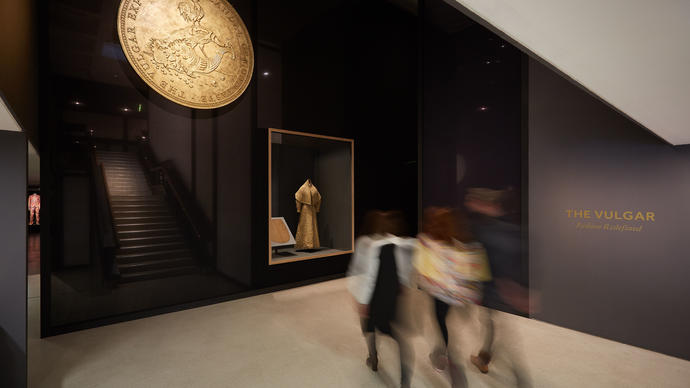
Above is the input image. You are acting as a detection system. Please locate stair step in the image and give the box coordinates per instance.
[112,206,168,212]
[102,165,143,170]
[106,178,148,182]
[102,163,143,168]
[106,176,147,180]
[112,203,167,209]
[103,163,144,172]
[100,158,139,162]
[112,207,168,214]
[110,187,150,190]
[119,234,183,245]
[102,163,141,167]
[96,151,137,156]
[108,183,149,187]
[114,215,174,223]
[117,241,187,254]
[105,171,147,176]
[118,257,196,274]
[101,158,140,161]
[110,191,153,195]
[98,155,139,159]
[106,180,148,185]
[116,248,193,263]
[104,171,143,175]
[109,188,150,193]
[117,221,178,231]
[115,218,175,225]
[119,265,198,283]
[113,210,171,217]
[111,198,165,205]
[108,182,149,187]
[105,172,146,176]
[109,188,151,193]
[108,184,150,189]
[117,227,181,238]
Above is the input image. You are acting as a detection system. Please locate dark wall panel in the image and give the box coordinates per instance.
[217,92,254,285]
[195,115,214,221]
[149,94,193,189]
[529,58,690,360]
[422,0,522,216]
[0,131,27,387]
[61,175,90,266]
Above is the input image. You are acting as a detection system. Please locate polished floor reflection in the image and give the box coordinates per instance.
[28,233,40,276]
[28,278,690,387]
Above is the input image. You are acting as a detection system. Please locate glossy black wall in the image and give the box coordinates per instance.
[252,0,418,287]
[421,0,523,214]
[39,0,418,334]
[0,131,27,387]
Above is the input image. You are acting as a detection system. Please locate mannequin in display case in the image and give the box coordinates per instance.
[294,179,321,250]
[28,193,40,225]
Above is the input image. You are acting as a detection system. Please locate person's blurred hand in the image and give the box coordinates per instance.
[496,278,532,314]
[358,303,369,318]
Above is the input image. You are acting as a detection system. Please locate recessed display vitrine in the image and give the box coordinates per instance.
[268,128,354,265]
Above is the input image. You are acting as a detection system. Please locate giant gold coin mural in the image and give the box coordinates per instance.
[117,0,254,109]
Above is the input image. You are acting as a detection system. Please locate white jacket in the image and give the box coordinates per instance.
[347,235,417,305]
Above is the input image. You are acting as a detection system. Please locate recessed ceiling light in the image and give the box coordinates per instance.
[263,71,270,76]
[478,106,489,112]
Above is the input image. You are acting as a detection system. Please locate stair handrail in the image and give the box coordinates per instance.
[136,139,212,261]
[89,151,119,248]
[151,163,202,240]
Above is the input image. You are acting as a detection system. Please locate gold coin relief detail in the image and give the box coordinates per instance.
[117,0,254,109]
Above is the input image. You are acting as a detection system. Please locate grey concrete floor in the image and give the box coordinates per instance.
[28,277,690,387]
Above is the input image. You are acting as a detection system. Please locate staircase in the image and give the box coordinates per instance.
[96,150,198,283]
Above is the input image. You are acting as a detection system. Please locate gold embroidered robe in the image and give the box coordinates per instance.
[294,179,321,249]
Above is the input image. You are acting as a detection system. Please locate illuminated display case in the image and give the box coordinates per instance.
[268,128,354,265]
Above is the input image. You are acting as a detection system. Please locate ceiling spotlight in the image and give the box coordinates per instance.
[263,71,270,76]
[122,107,130,112]
[478,106,489,112]
[73,100,82,106]
[500,44,506,48]
[484,60,491,65]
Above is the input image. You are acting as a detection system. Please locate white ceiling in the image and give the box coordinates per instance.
[1,95,39,185]
[28,141,39,186]
[0,96,22,132]
[453,0,690,145]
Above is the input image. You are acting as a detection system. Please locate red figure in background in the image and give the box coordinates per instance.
[28,193,40,225]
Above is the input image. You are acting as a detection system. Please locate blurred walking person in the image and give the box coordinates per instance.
[414,207,491,387]
[465,188,532,387]
[347,210,416,388]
